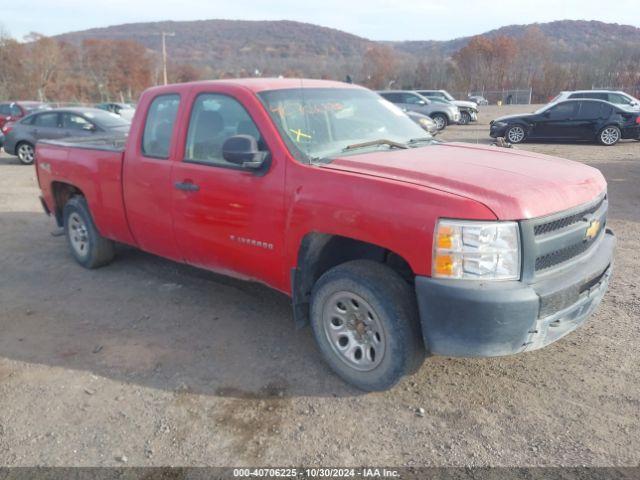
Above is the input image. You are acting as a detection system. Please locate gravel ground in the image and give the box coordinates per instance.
[0,105,638,467]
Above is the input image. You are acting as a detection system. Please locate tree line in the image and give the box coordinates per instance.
[1,25,639,104]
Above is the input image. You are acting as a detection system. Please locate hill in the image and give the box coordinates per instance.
[56,19,378,76]
[390,20,640,59]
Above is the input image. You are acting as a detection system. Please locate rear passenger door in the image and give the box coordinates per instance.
[123,93,183,260]
[575,101,606,139]
[30,112,68,142]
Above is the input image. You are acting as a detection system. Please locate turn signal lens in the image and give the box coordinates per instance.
[432,220,521,280]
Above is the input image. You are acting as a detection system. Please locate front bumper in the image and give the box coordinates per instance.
[489,123,508,138]
[415,229,615,357]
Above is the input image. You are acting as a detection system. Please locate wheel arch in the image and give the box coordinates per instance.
[51,181,85,227]
[291,232,414,328]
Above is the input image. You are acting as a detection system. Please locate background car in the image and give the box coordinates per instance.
[0,101,50,130]
[417,92,478,125]
[95,102,136,121]
[405,110,439,135]
[377,90,460,130]
[417,89,479,112]
[468,95,489,106]
[490,99,640,146]
[3,107,131,164]
[550,90,639,111]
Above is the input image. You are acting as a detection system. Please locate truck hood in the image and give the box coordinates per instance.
[322,142,606,220]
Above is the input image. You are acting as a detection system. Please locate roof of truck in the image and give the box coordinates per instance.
[171,78,362,93]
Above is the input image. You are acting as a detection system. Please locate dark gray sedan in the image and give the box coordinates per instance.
[3,107,130,164]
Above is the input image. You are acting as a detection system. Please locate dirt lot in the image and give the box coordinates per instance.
[0,104,638,467]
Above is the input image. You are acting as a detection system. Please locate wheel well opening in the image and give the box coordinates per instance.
[51,182,84,227]
[291,233,414,327]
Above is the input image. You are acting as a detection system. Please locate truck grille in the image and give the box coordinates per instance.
[520,194,608,281]
[533,197,604,236]
[535,230,603,271]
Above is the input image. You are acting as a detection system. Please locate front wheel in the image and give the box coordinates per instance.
[505,125,526,144]
[598,126,621,146]
[431,114,447,130]
[63,196,115,269]
[459,111,472,125]
[310,260,425,391]
[16,142,35,165]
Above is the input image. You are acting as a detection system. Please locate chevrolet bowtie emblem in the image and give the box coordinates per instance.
[585,219,601,241]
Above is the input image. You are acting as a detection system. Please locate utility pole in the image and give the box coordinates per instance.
[161,32,175,85]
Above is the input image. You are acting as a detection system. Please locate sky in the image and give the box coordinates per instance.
[2,0,640,41]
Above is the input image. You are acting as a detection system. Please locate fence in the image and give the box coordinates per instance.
[453,88,533,105]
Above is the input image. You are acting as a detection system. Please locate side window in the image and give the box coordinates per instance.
[0,104,11,115]
[62,113,93,130]
[608,93,631,105]
[577,102,604,119]
[547,102,577,119]
[34,112,60,128]
[185,93,264,167]
[142,94,180,159]
[10,104,22,116]
[402,94,423,104]
[380,93,400,103]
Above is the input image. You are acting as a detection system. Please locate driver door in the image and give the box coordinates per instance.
[531,102,579,139]
[171,92,286,284]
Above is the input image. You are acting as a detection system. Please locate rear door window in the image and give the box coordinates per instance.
[34,112,60,128]
[142,94,180,159]
[577,102,604,119]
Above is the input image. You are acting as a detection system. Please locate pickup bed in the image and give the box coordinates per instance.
[35,78,615,391]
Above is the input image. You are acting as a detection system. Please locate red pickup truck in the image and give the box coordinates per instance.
[35,79,615,391]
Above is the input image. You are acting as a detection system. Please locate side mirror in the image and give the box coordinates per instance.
[222,135,269,170]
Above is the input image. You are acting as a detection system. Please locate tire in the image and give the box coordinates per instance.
[505,125,526,144]
[459,111,472,125]
[16,141,35,165]
[431,113,447,130]
[310,260,425,391]
[63,196,115,269]
[598,125,621,146]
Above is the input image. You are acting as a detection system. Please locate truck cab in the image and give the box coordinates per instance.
[35,79,615,391]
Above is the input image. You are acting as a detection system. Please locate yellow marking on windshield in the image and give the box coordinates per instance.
[289,128,312,141]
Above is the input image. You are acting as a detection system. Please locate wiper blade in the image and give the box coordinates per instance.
[407,137,433,145]
[343,139,408,152]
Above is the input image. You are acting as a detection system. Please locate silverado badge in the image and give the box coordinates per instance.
[585,219,601,241]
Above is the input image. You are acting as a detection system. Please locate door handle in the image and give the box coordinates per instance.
[174,181,200,192]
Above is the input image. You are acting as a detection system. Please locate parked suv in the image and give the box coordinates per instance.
[378,91,460,130]
[417,92,478,125]
[551,90,640,111]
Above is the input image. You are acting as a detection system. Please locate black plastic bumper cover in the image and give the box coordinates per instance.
[415,230,616,357]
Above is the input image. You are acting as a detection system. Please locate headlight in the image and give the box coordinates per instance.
[493,121,508,127]
[418,118,434,130]
[432,219,521,280]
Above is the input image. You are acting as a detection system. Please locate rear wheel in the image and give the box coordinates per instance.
[63,196,115,268]
[310,260,425,391]
[16,142,35,165]
[506,125,526,144]
[459,111,472,125]
[598,126,621,146]
[431,114,447,130]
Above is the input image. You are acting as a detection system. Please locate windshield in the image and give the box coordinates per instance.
[81,109,131,128]
[259,88,430,162]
